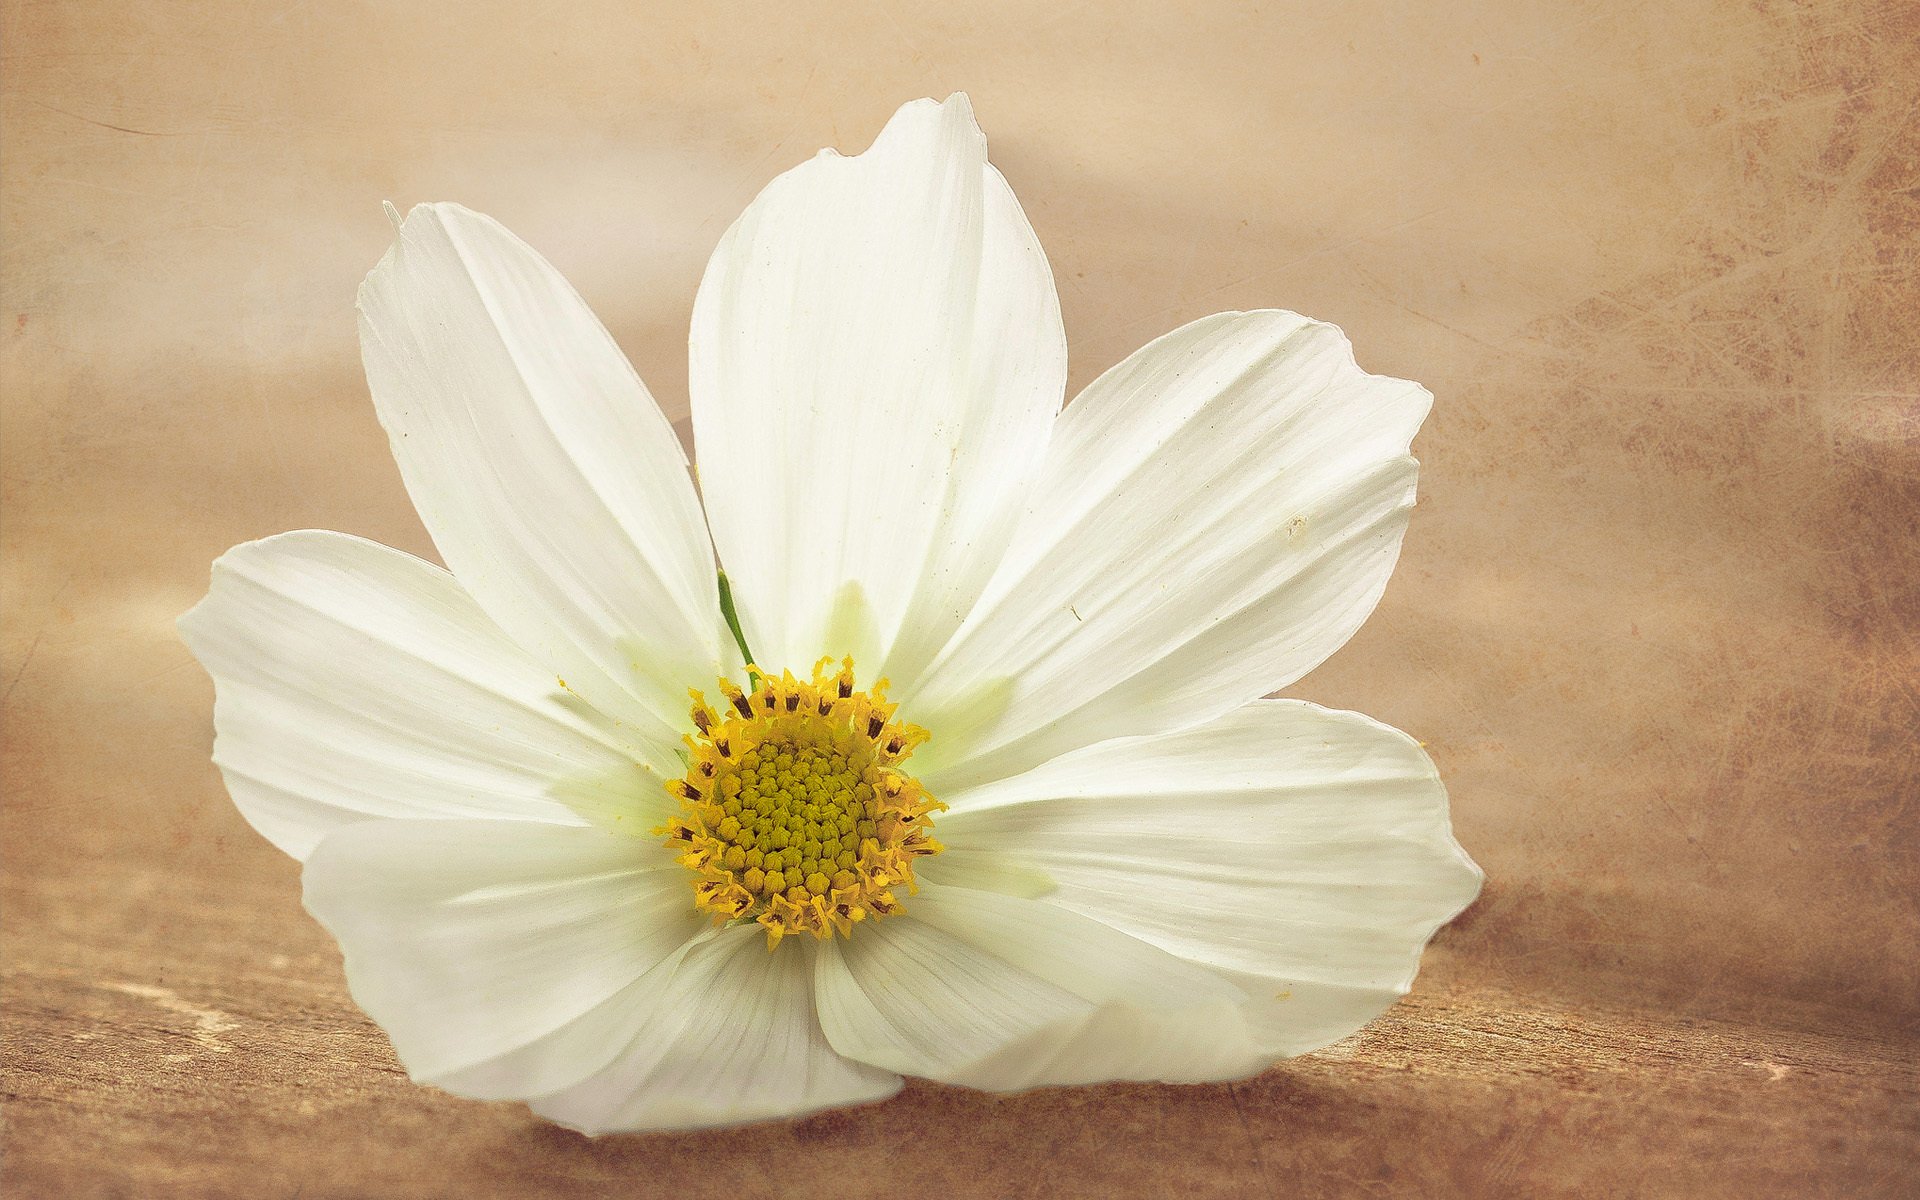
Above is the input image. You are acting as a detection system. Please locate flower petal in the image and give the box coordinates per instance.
[814,884,1274,1091]
[923,699,1482,1055]
[904,311,1429,792]
[690,94,1066,681]
[302,818,704,1093]
[526,925,901,1134]
[178,531,659,860]
[359,202,728,762]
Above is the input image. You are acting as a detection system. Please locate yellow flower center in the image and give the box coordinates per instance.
[661,657,944,949]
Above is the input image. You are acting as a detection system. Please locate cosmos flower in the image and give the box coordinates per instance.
[181,94,1481,1134]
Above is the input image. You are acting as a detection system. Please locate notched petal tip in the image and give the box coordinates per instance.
[871,91,986,160]
[174,600,211,649]
[179,529,354,646]
[1438,835,1487,912]
[359,201,481,303]
[928,90,978,127]
[1187,308,1435,436]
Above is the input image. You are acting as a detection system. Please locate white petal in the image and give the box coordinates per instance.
[814,885,1273,1091]
[302,819,703,1092]
[924,699,1482,1055]
[359,202,728,763]
[527,925,901,1134]
[691,94,1066,680]
[904,311,1429,792]
[178,531,659,860]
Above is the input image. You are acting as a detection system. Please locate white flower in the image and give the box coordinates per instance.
[180,94,1481,1134]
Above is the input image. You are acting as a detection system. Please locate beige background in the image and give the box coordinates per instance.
[4,2,1916,1196]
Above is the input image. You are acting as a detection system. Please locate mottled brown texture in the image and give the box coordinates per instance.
[3,1,1917,1196]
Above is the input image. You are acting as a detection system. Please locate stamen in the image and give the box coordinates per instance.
[658,656,945,949]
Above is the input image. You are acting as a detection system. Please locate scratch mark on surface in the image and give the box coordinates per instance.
[107,983,237,1053]
[1740,1059,1793,1082]
[30,100,176,137]
[1225,1082,1270,1187]
[3,631,43,708]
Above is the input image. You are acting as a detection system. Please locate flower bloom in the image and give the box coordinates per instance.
[182,94,1480,1134]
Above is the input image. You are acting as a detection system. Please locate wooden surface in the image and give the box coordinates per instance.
[7,902,1916,1198]
[4,1,1918,1196]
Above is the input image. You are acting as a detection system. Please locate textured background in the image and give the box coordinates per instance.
[4,2,1916,1196]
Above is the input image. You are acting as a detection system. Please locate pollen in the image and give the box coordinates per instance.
[660,656,944,949]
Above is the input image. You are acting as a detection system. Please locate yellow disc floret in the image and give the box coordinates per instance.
[660,657,944,949]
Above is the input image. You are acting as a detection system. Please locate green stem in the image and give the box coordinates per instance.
[716,569,758,683]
